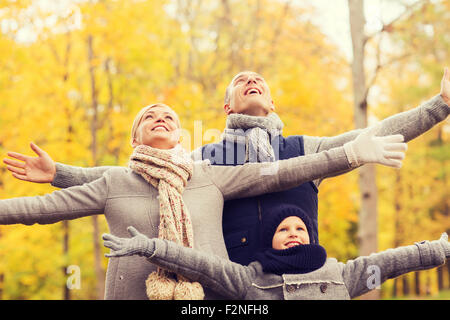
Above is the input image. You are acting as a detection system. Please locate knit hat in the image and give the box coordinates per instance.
[255,204,326,275]
[261,204,316,249]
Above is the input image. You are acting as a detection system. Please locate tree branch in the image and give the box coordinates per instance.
[366,0,429,42]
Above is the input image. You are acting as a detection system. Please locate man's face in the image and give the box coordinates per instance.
[272,216,310,250]
[224,71,274,117]
[132,105,181,150]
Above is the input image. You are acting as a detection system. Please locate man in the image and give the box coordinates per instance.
[4,68,450,265]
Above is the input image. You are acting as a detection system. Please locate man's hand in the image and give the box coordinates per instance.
[439,233,450,259]
[441,67,450,105]
[2,142,56,183]
[344,123,407,168]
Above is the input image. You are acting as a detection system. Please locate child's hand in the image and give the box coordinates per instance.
[102,226,155,258]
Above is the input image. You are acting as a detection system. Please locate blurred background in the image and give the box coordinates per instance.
[0,0,448,299]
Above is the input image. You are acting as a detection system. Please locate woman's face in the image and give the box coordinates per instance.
[132,105,181,149]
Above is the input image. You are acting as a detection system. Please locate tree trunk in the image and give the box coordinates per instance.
[62,220,70,300]
[446,263,450,289]
[87,34,105,300]
[220,0,238,72]
[0,225,3,299]
[392,278,398,298]
[437,266,444,291]
[437,127,449,290]
[0,273,3,300]
[402,275,410,296]
[61,32,72,300]
[348,0,380,300]
[414,272,421,296]
[392,171,403,298]
[0,158,3,299]
[425,274,431,296]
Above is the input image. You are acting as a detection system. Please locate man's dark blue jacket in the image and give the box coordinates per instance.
[200,134,318,265]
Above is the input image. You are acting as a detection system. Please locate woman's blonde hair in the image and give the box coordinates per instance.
[130,103,181,146]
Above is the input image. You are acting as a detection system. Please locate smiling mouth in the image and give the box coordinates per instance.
[285,241,301,247]
[152,125,169,131]
[244,87,261,95]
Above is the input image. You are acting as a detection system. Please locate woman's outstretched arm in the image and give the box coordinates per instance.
[0,171,110,225]
[3,142,116,188]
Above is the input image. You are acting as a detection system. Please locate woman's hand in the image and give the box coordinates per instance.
[441,67,450,105]
[2,142,56,183]
[344,123,408,168]
[103,226,156,258]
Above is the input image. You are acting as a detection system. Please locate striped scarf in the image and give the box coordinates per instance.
[129,144,204,300]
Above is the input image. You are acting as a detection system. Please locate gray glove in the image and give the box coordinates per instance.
[102,226,156,258]
[433,232,450,259]
[343,123,407,168]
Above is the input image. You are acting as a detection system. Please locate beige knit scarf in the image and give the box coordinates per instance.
[129,144,204,300]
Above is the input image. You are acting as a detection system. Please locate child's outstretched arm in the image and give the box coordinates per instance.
[103,227,256,299]
[341,233,450,299]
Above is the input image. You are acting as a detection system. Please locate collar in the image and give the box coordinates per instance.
[254,244,327,276]
[225,112,284,132]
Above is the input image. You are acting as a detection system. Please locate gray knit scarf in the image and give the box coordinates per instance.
[223,112,284,163]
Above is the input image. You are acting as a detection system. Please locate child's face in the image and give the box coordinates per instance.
[272,216,310,250]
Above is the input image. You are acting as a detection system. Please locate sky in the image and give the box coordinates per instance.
[305,0,421,61]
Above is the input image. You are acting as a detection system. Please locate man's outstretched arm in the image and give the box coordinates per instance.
[304,67,450,155]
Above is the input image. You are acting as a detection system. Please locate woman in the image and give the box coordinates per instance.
[0,103,406,299]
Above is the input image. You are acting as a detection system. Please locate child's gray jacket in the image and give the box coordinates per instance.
[148,236,448,299]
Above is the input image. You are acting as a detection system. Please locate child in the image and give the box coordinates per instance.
[102,204,450,299]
